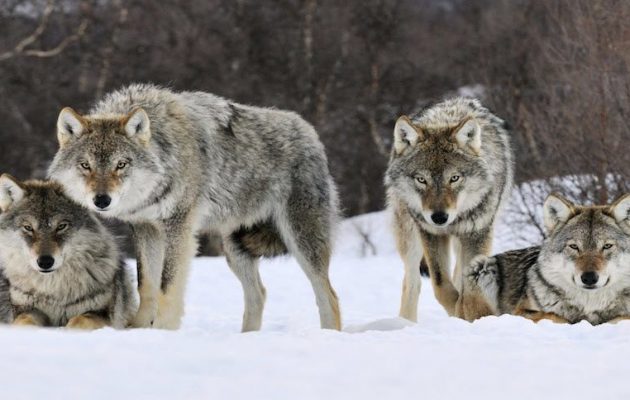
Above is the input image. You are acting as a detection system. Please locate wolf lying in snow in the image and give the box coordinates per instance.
[0,176,138,329]
[464,193,630,325]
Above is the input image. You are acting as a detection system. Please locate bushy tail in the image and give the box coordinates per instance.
[231,221,288,258]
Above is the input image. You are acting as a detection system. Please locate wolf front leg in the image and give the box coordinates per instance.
[420,231,459,316]
[153,210,197,330]
[452,228,493,291]
[394,206,423,322]
[453,229,495,321]
[130,222,166,328]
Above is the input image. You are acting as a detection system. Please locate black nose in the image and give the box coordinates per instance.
[93,194,111,209]
[431,211,449,225]
[37,255,55,270]
[581,271,599,286]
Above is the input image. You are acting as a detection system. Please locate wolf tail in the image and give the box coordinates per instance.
[231,221,288,258]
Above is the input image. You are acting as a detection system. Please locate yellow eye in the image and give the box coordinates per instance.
[56,223,68,232]
[22,225,33,233]
[117,161,128,170]
[80,162,91,170]
[416,176,427,184]
[450,175,460,183]
[603,243,613,250]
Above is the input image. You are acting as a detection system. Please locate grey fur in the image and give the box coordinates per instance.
[470,198,630,325]
[48,84,341,331]
[0,179,138,328]
[386,97,513,319]
[0,270,12,323]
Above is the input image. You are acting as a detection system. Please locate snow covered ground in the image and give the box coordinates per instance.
[1,207,630,399]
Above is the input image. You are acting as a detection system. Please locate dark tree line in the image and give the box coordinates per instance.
[1,0,629,227]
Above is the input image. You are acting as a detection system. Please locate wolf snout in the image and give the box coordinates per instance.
[93,194,112,210]
[431,211,449,225]
[37,255,55,272]
[580,271,599,287]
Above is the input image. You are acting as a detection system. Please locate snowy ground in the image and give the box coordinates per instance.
[2,208,630,399]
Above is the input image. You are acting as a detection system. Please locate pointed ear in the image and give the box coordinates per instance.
[610,194,630,224]
[57,107,87,148]
[0,174,25,212]
[543,193,575,233]
[122,108,151,145]
[453,118,482,155]
[393,116,423,155]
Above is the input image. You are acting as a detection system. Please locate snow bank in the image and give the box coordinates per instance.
[1,187,629,399]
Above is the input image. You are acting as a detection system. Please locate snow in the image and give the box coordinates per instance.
[1,200,630,399]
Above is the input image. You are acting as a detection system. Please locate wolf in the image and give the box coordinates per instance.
[48,84,341,331]
[385,98,513,321]
[0,175,138,329]
[466,193,630,325]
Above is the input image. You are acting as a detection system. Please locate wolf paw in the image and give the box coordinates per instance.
[13,313,44,327]
[131,301,157,328]
[66,314,108,330]
[464,255,500,313]
[467,255,498,287]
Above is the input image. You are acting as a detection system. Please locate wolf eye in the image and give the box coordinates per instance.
[415,176,427,185]
[568,244,579,251]
[56,223,68,232]
[80,162,91,170]
[116,161,128,170]
[450,175,460,183]
[603,243,614,250]
[22,224,33,233]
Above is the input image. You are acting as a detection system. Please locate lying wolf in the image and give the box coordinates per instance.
[464,193,630,325]
[48,84,341,331]
[0,175,138,329]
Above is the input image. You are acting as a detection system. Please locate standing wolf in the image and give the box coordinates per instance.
[49,84,341,331]
[385,98,513,321]
[467,193,630,325]
[0,175,138,328]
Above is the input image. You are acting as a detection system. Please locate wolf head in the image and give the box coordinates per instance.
[539,193,630,291]
[385,98,502,228]
[0,176,104,274]
[48,107,162,216]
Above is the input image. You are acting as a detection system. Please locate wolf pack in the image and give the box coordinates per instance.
[0,84,628,331]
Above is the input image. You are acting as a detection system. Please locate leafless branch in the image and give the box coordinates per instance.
[0,0,87,62]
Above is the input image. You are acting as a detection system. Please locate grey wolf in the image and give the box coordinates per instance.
[467,193,630,325]
[48,84,341,331]
[0,175,138,329]
[385,98,513,321]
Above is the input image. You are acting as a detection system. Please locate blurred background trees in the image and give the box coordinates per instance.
[1,0,629,248]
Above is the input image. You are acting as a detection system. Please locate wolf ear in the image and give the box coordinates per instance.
[393,116,423,154]
[0,174,25,212]
[454,118,482,155]
[57,107,86,148]
[123,108,151,145]
[610,194,630,224]
[543,193,574,233]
